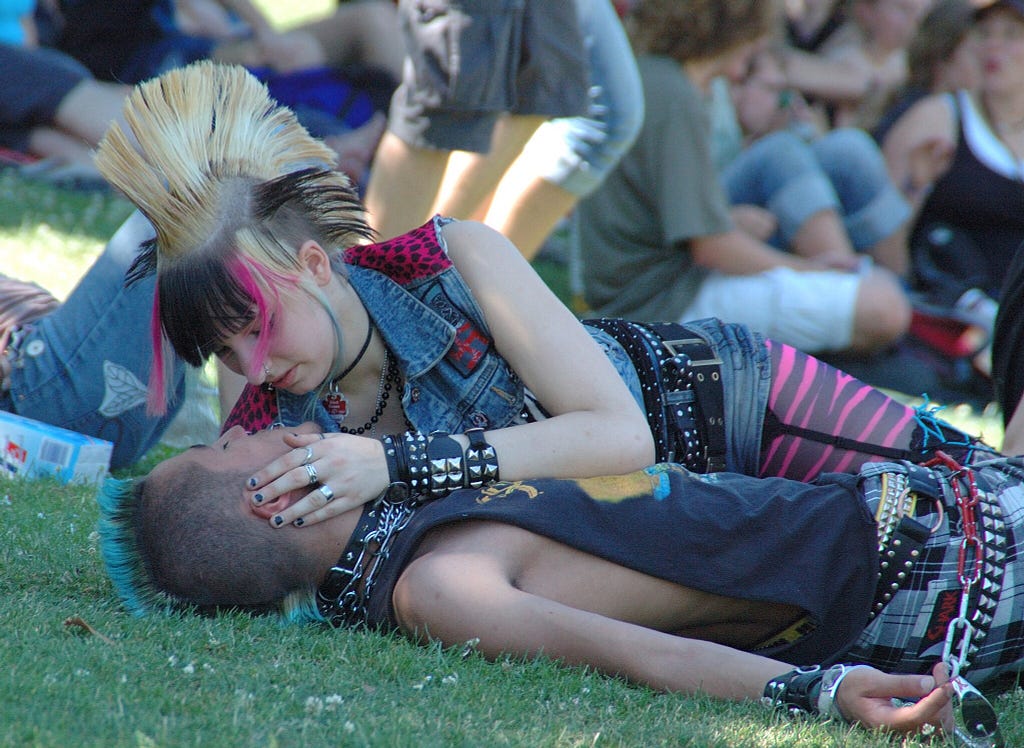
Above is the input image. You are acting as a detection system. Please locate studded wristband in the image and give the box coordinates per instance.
[463,427,500,488]
[762,666,825,717]
[425,431,465,499]
[401,431,429,493]
[380,434,402,483]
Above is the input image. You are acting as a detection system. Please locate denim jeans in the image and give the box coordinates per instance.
[1,211,185,468]
[681,317,771,476]
[721,128,910,251]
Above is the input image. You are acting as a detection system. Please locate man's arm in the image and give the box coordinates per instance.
[393,538,788,700]
[392,533,952,734]
[688,229,849,275]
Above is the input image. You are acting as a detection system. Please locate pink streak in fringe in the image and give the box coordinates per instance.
[228,255,293,381]
[145,255,297,413]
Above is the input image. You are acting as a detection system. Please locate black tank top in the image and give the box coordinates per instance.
[913,93,1024,299]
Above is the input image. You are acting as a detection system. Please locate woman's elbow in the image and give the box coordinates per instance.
[619,415,657,468]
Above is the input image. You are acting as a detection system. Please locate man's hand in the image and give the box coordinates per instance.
[835,661,953,735]
[730,205,777,242]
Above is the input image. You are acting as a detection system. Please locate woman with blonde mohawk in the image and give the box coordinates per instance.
[96,61,984,529]
[95,60,658,526]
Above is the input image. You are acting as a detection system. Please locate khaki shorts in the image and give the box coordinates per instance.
[680,266,862,353]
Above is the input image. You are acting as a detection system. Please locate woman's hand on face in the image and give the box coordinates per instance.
[246,431,391,528]
[836,661,953,736]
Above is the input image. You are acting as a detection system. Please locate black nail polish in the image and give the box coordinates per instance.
[273,516,283,526]
[294,518,304,527]
[248,477,257,488]
[253,493,264,504]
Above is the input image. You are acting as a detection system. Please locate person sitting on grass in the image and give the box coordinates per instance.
[98,421,1022,744]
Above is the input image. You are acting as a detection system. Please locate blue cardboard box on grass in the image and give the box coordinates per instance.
[0,410,113,487]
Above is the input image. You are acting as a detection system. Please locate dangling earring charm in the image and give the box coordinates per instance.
[324,380,348,426]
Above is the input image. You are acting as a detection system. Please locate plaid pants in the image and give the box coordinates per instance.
[847,457,1024,687]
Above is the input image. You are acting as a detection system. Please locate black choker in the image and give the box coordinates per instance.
[336,318,374,382]
[323,318,374,428]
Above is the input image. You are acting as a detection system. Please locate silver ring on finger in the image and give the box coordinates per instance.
[305,462,318,485]
[318,483,335,503]
[301,446,314,465]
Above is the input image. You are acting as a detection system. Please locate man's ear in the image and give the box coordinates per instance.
[251,489,301,519]
[297,240,334,287]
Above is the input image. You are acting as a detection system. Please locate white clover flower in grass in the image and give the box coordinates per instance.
[324,694,344,711]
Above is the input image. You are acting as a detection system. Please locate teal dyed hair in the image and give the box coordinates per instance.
[96,474,327,623]
[96,477,173,616]
[282,590,326,625]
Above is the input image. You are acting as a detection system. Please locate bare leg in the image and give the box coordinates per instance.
[52,79,130,146]
[431,114,547,220]
[865,220,910,278]
[26,127,96,164]
[849,267,912,352]
[483,172,578,260]
[363,131,451,239]
[791,208,856,262]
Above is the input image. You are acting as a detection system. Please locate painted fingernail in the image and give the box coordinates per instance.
[294,518,304,527]
[252,493,264,504]
[273,516,283,526]
[248,477,257,488]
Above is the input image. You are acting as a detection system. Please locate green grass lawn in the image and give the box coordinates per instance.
[3,166,1021,748]
[0,2,1021,742]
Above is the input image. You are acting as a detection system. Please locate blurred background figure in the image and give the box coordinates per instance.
[35,0,403,188]
[0,0,131,185]
[364,0,645,267]
[882,0,1024,393]
[816,0,932,131]
[873,0,981,143]
[577,0,910,360]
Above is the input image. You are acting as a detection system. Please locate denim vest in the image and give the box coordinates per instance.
[250,218,642,435]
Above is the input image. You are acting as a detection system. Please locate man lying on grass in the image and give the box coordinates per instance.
[97,422,1022,743]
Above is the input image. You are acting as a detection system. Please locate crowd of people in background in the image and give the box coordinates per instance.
[4,0,1024,435]
[9,0,1022,408]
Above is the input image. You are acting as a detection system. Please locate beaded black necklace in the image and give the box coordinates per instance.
[333,349,400,435]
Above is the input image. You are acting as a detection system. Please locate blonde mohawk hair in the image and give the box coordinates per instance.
[94,61,373,414]
[95,60,343,262]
